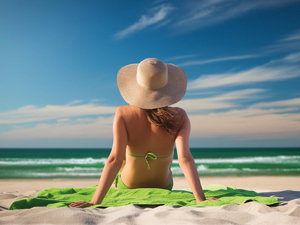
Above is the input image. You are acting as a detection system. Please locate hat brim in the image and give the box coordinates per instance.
[117,63,187,109]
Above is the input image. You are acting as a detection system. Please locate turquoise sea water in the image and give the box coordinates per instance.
[0,148,299,179]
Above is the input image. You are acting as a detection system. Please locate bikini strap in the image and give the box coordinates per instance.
[126,152,156,170]
[126,152,172,170]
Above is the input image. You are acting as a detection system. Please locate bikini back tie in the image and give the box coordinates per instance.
[126,152,172,170]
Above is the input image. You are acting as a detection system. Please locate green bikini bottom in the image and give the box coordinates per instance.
[114,169,173,191]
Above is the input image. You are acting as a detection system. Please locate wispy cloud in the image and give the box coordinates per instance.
[1,94,300,141]
[0,102,117,125]
[175,0,297,31]
[264,29,300,53]
[252,98,300,109]
[178,54,257,67]
[280,52,300,64]
[2,95,300,141]
[281,29,300,42]
[113,1,298,39]
[0,116,114,140]
[175,89,265,112]
[67,100,82,105]
[189,107,300,139]
[164,54,198,62]
[188,53,300,90]
[114,4,174,39]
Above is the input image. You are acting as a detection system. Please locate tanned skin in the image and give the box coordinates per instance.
[69,106,217,208]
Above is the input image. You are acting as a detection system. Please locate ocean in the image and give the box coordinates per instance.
[0,148,299,179]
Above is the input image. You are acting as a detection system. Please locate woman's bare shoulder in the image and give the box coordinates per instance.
[116,105,142,119]
[116,105,137,112]
[170,107,188,117]
[170,107,189,130]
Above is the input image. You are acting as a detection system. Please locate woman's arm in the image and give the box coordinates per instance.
[175,110,217,202]
[69,107,128,208]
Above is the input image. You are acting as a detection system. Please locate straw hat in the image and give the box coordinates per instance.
[117,58,187,109]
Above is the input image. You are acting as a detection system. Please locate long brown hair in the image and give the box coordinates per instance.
[143,107,181,136]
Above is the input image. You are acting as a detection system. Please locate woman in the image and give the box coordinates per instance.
[69,58,217,208]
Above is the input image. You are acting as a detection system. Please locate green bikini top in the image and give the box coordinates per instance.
[126,152,172,170]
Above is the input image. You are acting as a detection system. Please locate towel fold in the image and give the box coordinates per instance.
[9,184,278,210]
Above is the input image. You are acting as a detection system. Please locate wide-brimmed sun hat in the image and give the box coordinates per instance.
[117,58,187,109]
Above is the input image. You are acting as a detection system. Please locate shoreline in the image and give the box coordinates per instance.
[1,176,299,193]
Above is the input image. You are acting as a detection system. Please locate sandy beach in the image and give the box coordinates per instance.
[0,176,300,224]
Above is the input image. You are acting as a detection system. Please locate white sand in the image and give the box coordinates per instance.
[1,176,300,225]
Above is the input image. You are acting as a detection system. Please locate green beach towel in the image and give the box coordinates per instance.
[9,184,278,210]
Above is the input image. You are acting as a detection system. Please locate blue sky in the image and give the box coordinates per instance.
[1,0,300,148]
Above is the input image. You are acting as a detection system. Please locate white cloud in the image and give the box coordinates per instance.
[175,89,265,112]
[0,116,114,140]
[1,95,300,141]
[178,54,257,67]
[281,29,300,42]
[176,85,300,140]
[189,108,300,140]
[188,54,300,90]
[114,4,174,39]
[252,98,300,109]
[0,102,117,124]
[164,54,198,62]
[90,99,100,102]
[67,100,82,105]
[282,52,300,63]
[57,118,69,123]
[264,30,300,53]
[262,51,300,65]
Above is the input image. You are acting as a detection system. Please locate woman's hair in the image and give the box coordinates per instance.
[143,107,181,136]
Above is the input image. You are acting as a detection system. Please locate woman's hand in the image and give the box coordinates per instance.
[204,197,219,201]
[197,197,219,203]
[69,201,95,208]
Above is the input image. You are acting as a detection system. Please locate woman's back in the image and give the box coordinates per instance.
[119,105,184,189]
